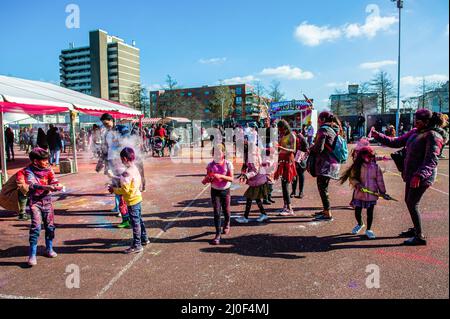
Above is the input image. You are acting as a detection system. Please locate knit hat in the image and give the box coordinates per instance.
[415,108,433,121]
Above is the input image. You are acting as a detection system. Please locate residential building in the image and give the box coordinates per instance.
[149,84,270,121]
[60,29,140,106]
[330,84,378,116]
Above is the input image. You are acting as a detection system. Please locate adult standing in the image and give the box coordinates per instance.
[357,112,366,138]
[29,128,38,150]
[306,120,315,146]
[97,113,130,228]
[37,128,48,150]
[371,109,446,245]
[47,126,62,166]
[310,111,343,221]
[291,129,309,199]
[274,119,297,216]
[5,127,15,162]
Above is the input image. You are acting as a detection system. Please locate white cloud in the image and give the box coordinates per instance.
[147,84,163,91]
[401,74,449,86]
[221,75,258,85]
[260,65,314,80]
[326,81,350,88]
[199,57,227,65]
[294,22,341,46]
[360,60,397,69]
[344,4,398,39]
[294,4,397,46]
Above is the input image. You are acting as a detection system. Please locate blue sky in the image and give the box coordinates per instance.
[0,0,448,110]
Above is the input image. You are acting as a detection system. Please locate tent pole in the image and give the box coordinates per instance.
[0,112,8,186]
[70,110,78,173]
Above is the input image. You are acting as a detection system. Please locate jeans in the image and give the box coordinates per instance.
[28,197,55,246]
[281,179,291,205]
[50,149,61,165]
[211,188,231,235]
[6,142,14,160]
[405,184,429,236]
[317,175,331,211]
[292,163,305,196]
[128,202,148,248]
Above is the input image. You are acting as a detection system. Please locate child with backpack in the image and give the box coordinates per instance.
[339,145,386,239]
[202,144,234,245]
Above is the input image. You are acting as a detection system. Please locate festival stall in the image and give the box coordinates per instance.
[270,98,318,134]
[0,75,141,185]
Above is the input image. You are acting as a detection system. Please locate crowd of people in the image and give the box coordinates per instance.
[0,109,448,266]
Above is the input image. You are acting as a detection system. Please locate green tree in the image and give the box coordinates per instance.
[268,80,285,102]
[209,84,235,123]
[128,84,149,114]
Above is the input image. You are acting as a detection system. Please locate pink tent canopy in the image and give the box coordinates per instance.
[0,101,70,114]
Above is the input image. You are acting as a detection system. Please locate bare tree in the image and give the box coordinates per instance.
[268,80,285,102]
[165,74,180,90]
[128,84,149,113]
[370,71,396,114]
[355,82,372,114]
[209,85,235,123]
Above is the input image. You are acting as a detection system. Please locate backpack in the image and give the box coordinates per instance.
[323,126,348,164]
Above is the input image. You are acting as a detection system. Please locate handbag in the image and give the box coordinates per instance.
[390,148,406,173]
[306,153,317,177]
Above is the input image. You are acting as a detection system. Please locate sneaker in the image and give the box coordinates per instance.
[18,214,29,221]
[277,207,288,214]
[256,214,269,223]
[142,239,151,246]
[235,217,249,224]
[268,198,276,204]
[27,256,37,266]
[313,214,333,222]
[210,236,221,245]
[399,228,416,238]
[262,200,271,205]
[365,230,376,239]
[45,250,58,258]
[290,193,295,198]
[404,236,427,246]
[313,211,324,217]
[352,224,365,235]
[124,246,144,254]
[295,193,304,199]
[278,209,295,216]
[117,220,131,229]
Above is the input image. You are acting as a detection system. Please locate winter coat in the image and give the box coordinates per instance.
[375,127,445,186]
[310,124,341,179]
[350,162,386,202]
[47,128,63,151]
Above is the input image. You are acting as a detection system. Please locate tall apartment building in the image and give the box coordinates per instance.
[149,84,270,121]
[60,29,140,105]
[330,84,378,116]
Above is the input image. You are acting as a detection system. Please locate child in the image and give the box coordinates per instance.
[108,147,149,254]
[236,145,269,224]
[339,146,386,239]
[24,148,64,266]
[202,144,234,245]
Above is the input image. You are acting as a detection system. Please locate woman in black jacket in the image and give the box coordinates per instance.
[37,128,48,150]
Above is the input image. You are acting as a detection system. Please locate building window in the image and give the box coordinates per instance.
[187,92,192,97]
[180,92,185,96]
[204,91,210,95]
[235,87,242,95]
[236,97,242,104]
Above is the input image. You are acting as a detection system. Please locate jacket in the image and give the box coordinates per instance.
[350,162,386,202]
[310,124,341,179]
[113,164,142,206]
[375,127,445,185]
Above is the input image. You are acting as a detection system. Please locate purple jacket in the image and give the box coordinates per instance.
[350,162,386,202]
[243,161,268,187]
[375,127,445,185]
[310,124,341,180]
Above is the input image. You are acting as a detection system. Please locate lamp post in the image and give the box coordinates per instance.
[392,0,404,136]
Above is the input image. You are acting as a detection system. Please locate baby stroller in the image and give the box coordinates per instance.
[152,137,164,157]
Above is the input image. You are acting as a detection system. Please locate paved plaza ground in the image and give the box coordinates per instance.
[0,145,448,299]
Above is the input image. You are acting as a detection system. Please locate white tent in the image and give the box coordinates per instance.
[0,75,141,184]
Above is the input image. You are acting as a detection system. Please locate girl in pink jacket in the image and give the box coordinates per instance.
[340,146,386,239]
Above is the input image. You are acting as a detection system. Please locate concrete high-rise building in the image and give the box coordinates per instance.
[330,84,378,116]
[60,29,140,105]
